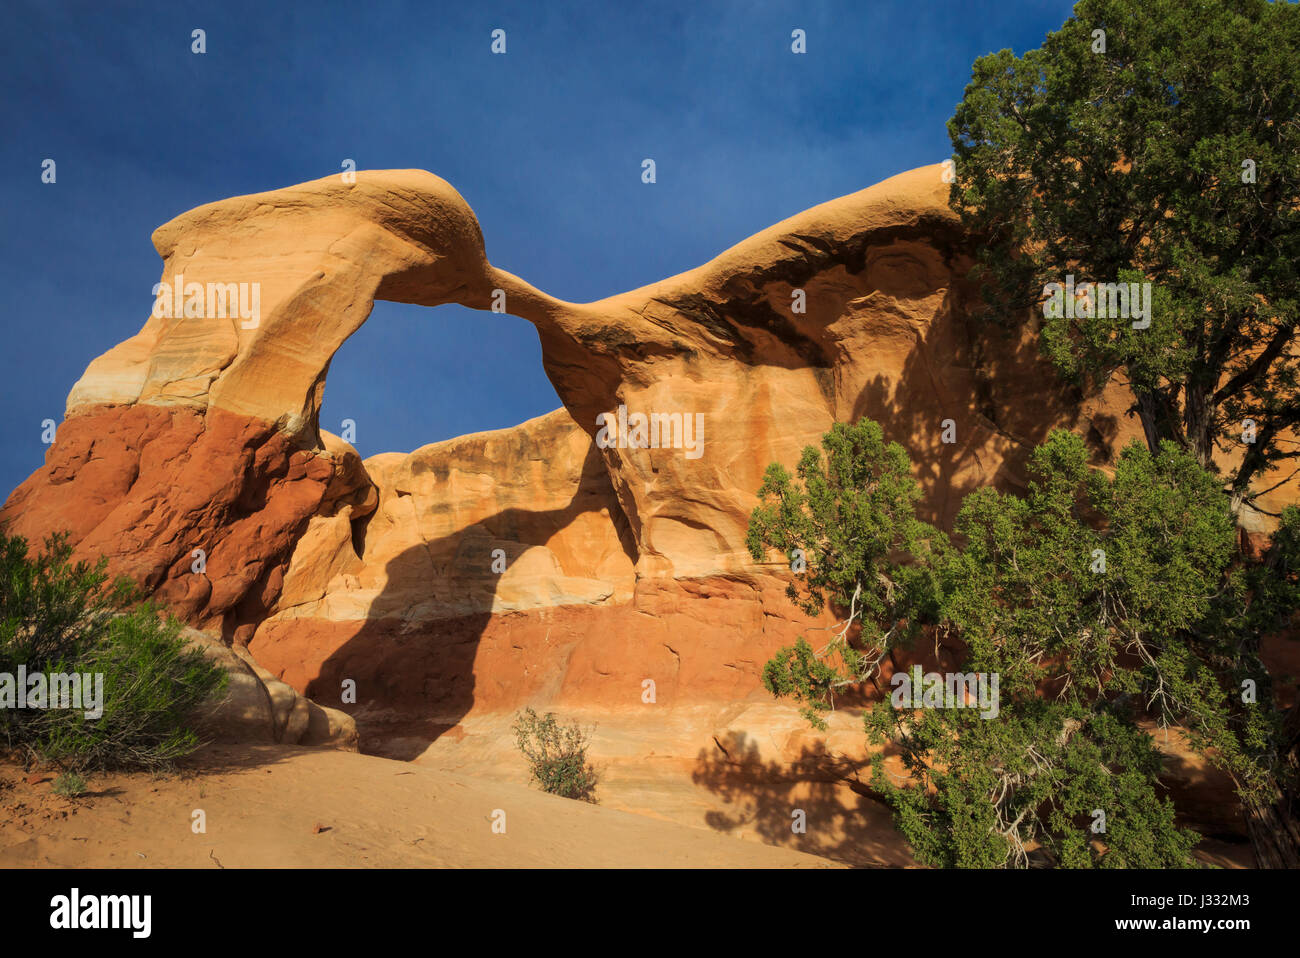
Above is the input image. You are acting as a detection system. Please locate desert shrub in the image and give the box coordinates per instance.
[32,609,226,771]
[0,530,226,771]
[513,707,598,802]
[0,531,132,676]
[52,771,86,798]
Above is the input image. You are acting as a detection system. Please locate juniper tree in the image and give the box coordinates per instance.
[945,0,1300,868]
[745,420,945,729]
[947,0,1300,515]
[749,422,1299,867]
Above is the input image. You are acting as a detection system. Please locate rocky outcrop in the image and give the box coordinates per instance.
[185,628,357,749]
[499,166,1140,578]
[65,171,494,432]
[235,166,1142,730]
[1,165,1294,856]
[0,405,366,644]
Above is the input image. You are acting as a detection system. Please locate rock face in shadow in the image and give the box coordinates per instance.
[1,165,1291,857]
[185,627,357,750]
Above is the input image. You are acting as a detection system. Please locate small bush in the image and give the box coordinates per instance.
[33,609,227,771]
[0,530,226,772]
[513,707,598,802]
[0,531,132,676]
[52,771,86,798]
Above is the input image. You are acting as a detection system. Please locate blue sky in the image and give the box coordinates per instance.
[0,0,1077,497]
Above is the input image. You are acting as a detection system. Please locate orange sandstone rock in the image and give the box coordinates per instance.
[0,166,1290,856]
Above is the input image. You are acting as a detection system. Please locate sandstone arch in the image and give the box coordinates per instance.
[3,162,1148,651]
[68,170,499,440]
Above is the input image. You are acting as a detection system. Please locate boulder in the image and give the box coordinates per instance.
[185,628,356,749]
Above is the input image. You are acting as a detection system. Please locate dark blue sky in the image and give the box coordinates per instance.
[0,0,1075,498]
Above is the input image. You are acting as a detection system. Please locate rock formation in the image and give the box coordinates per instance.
[185,628,357,749]
[3,165,1293,860]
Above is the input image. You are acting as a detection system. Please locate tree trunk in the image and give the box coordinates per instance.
[1182,383,1215,471]
[1135,389,1164,456]
[1243,702,1300,868]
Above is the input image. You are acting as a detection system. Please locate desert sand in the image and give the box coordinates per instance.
[0,744,840,868]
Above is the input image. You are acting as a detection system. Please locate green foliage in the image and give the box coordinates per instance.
[944,432,1238,701]
[0,531,134,675]
[52,771,86,798]
[747,419,946,728]
[947,0,1300,504]
[513,707,599,803]
[749,419,1300,868]
[33,609,227,772]
[867,701,1198,868]
[0,530,226,771]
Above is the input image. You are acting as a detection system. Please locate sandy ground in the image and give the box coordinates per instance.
[393,705,919,868]
[367,706,1256,869]
[0,744,841,868]
[0,701,1257,868]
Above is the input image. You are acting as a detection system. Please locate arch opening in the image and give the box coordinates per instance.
[319,299,562,459]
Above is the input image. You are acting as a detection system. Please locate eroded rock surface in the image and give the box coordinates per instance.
[3,165,1292,858]
[185,627,357,749]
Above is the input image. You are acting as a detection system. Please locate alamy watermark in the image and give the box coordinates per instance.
[1042,274,1153,329]
[891,666,1000,719]
[151,273,261,328]
[595,404,704,460]
[0,667,104,719]
[50,888,151,938]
